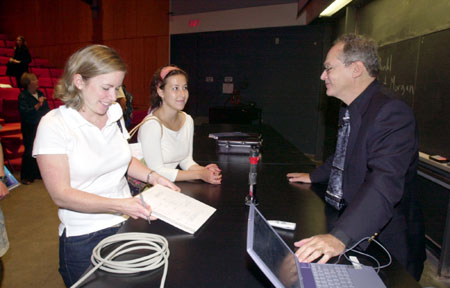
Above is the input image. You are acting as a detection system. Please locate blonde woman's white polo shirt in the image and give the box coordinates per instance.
[33,103,131,237]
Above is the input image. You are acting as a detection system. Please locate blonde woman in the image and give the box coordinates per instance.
[33,45,179,287]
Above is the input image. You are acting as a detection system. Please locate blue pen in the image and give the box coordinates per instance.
[139,192,151,224]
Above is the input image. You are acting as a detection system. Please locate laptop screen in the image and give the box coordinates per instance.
[248,204,387,288]
[247,204,301,288]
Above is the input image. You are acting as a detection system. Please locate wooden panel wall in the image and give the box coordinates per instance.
[102,0,170,108]
[0,0,170,109]
[0,0,93,67]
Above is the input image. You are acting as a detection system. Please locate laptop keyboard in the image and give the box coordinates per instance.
[310,264,355,288]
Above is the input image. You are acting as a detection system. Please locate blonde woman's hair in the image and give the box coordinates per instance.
[54,45,127,110]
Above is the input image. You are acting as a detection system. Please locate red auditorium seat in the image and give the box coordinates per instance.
[1,136,22,162]
[0,76,12,87]
[45,88,54,99]
[0,87,20,99]
[2,98,20,122]
[31,67,51,78]
[29,59,36,67]
[0,48,13,57]
[38,77,53,88]
[0,66,6,76]
[5,40,14,48]
[10,77,17,88]
[34,58,50,67]
[50,68,63,78]
[0,56,9,65]
[0,40,5,48]
[0,88,21,121]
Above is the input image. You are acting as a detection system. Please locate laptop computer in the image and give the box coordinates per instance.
[246,204,386,288]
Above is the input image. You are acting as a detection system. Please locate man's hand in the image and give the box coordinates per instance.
[294,234,345,264]
[286,173,311,183]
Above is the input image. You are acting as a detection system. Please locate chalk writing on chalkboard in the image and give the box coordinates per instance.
[379,54,415,97]
[377,29,450,159]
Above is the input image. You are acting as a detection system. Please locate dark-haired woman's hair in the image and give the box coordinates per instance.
[149,65,188,112]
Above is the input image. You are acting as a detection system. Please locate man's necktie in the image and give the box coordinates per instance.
[325,109,350,210]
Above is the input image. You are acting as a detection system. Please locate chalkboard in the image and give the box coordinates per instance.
[377,29,450,158]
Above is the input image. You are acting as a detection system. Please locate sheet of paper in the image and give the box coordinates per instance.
[140,185,216,234]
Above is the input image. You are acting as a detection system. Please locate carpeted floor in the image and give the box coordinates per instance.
[0,172,449,288]
[1,175,64,287]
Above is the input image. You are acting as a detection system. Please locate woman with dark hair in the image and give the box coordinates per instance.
[18,73,49,184]
[6,36,32,88]
[135,65,222,184]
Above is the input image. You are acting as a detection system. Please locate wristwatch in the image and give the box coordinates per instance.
[0,176,7,184]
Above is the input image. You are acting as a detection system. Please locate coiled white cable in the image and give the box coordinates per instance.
[71,232,169,288]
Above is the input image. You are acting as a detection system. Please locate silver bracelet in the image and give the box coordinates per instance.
[146,171,154,184]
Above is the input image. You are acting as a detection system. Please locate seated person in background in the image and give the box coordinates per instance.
[33,45,179,287]
[18,72,50,184]
[6,35,32,88]
[287,34,425,280]
[135,65,222,184]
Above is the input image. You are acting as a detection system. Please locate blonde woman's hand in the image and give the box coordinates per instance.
[119,197,154,220]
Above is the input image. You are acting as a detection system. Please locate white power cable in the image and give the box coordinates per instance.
[334,236,392,273]
[71,232,169,288]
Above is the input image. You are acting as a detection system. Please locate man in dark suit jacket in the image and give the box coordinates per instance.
[287,34,425,280]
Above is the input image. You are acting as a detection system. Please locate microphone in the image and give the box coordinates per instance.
[245,147,260,206]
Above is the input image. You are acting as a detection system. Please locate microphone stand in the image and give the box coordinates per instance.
[245,146,260,206]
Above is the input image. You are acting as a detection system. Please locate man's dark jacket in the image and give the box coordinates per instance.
[310,80,425,280]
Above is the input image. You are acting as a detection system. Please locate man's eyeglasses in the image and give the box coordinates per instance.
[323,64,341,74]
[323,62,353,74]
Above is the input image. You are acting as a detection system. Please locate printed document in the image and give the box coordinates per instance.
[140,185,216,234]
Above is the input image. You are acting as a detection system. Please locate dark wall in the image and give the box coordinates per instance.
[171,24,328,155]
[377,29,450,158]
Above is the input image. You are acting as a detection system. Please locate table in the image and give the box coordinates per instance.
[81,124,420,287]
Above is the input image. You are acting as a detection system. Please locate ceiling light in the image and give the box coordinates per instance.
[319,0,352,17]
